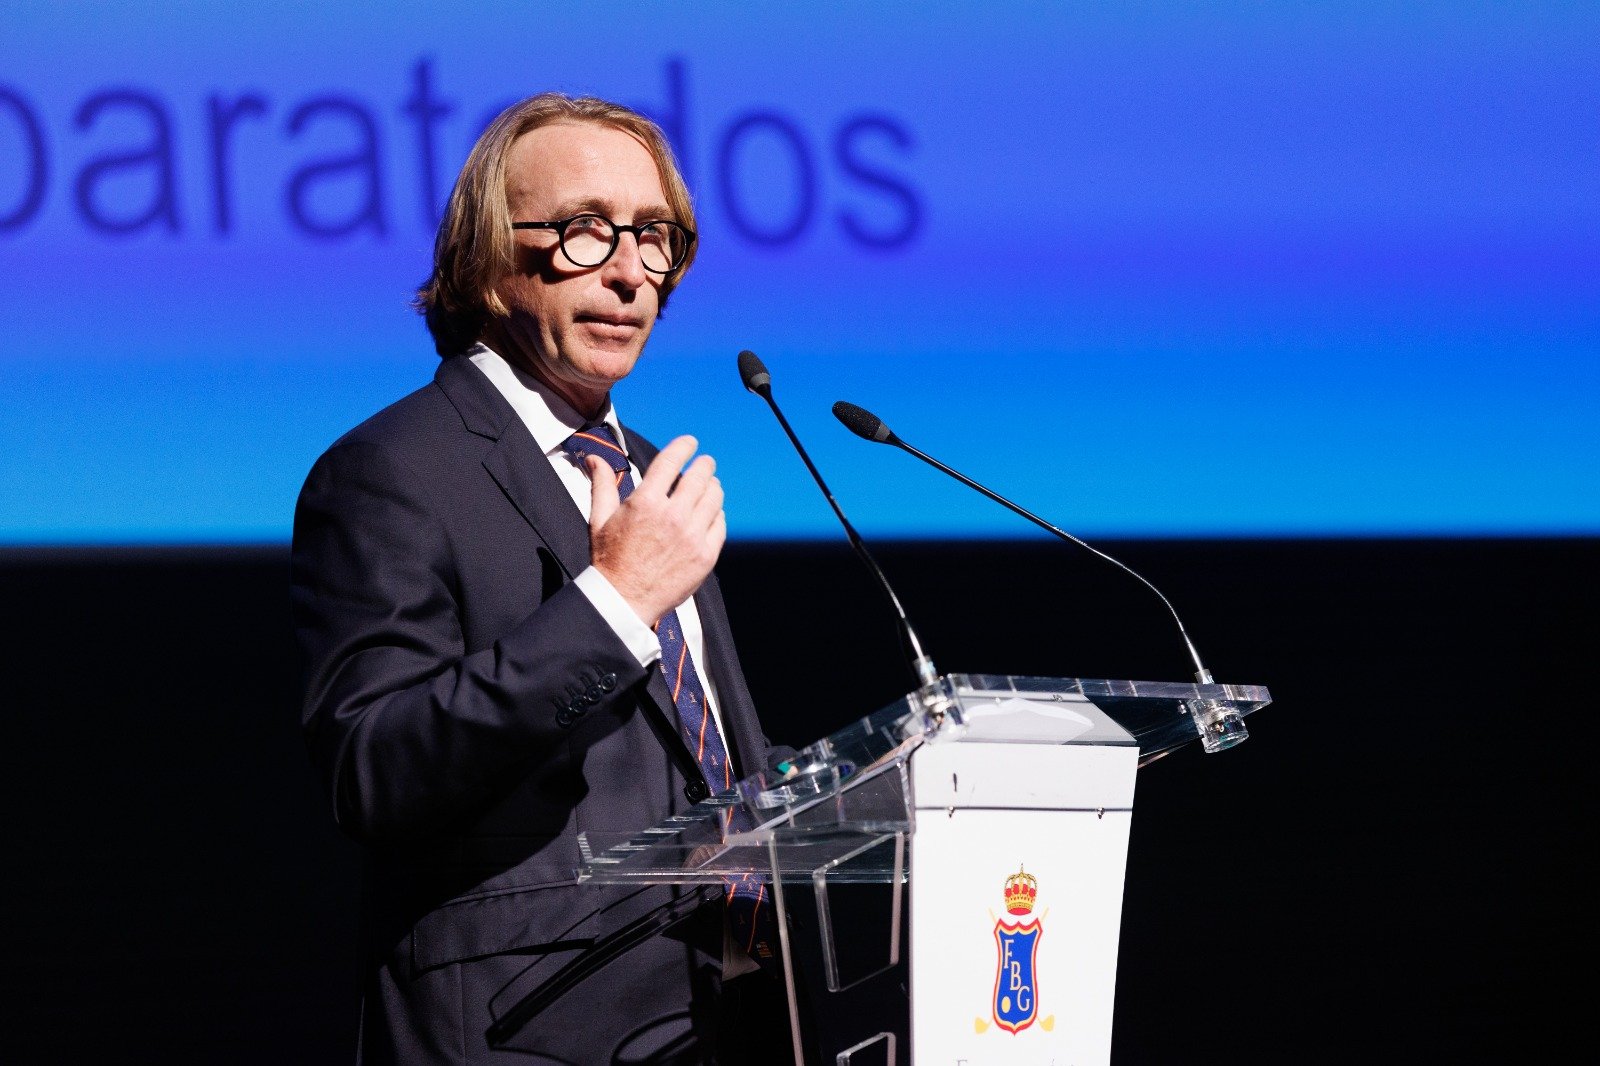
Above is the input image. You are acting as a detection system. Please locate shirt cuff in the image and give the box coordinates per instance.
[574,566,662,668]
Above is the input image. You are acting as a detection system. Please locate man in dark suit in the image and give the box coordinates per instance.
[292,93,784,1064]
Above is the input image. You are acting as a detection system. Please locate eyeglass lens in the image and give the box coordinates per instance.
[562,215,687,272]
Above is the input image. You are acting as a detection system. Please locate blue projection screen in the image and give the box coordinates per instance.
[3,2,1596,543]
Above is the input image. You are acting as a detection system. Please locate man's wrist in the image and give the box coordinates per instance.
[574,566,662,667]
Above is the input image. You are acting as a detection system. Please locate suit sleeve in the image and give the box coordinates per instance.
[290,438,650,843]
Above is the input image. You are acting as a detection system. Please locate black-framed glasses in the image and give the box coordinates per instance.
[511,214,695,274]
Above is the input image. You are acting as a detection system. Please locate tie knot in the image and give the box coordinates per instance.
[562,424,629,475]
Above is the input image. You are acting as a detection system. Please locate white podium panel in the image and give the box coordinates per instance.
[910,739,1138,1066]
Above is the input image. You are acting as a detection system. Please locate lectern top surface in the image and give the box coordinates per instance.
[578,675,1270,884]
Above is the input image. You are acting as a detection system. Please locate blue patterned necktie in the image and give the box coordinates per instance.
[561,424,780,971]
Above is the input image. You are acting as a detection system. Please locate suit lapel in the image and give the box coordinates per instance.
[482,438,593,580]
[435,355,593,581]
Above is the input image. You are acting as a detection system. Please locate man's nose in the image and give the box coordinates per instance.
[602,231,649,289]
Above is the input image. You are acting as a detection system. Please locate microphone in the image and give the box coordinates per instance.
[832,400,1217,687]
[738,352,940,691]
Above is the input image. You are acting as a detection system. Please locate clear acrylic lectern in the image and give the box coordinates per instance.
[578,674,1271,1065]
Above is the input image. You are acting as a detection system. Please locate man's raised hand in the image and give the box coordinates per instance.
[586,435,727,627]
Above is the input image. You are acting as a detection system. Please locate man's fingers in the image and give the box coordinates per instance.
[689,474,724,531]
[707,508,727,554]
[673,454,717,499]
[639,435,698,493]
[587,455,620,529]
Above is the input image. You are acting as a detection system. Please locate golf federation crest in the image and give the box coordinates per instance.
[992,867,1043,1033]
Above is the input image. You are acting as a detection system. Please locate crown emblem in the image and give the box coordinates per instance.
[1003,867,1038,915]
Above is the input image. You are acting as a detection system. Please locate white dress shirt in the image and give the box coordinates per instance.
[466,344,729,747]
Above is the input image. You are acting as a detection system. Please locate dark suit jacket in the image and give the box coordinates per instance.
[291,354,770,1064]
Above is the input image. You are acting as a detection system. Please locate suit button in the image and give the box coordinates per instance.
[683,780,709,803]
[598,673,617,692]
[584,685,602,702]
[555,710,574,728]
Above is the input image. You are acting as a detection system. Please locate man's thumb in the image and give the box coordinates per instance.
[587,455,620,529]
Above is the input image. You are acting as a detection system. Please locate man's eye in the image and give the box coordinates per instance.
[569,215,611,235]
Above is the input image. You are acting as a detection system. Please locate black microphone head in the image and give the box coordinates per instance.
[737,350,772,396]
[832,401,898,445]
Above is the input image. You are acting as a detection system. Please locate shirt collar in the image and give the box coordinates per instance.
[465,342,628,460]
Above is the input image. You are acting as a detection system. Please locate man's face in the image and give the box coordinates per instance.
[493,121,673,416]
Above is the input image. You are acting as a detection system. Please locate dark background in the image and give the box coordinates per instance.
[2,537,1588,1063]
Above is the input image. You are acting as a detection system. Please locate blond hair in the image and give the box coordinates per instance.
[415,93,697,356]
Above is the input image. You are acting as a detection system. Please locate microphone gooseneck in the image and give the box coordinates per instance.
[831,400,1215,686]
[738,353,939,690]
